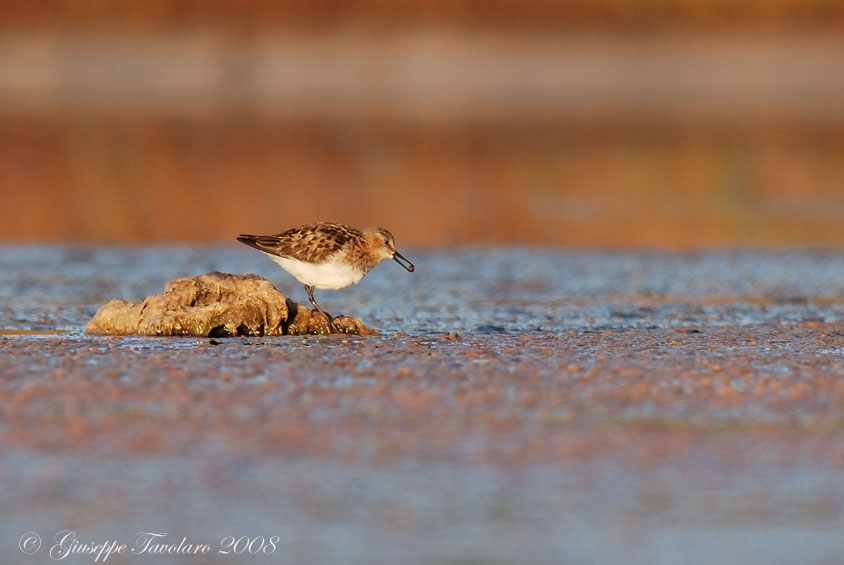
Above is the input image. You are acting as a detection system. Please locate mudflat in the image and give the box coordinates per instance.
[2,246,844,563]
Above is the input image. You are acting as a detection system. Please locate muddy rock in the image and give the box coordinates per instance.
[85,272,377,336]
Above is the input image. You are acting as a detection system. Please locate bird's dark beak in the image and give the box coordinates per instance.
[393,250,415,272]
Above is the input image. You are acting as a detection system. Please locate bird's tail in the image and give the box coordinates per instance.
[237,234,284,255]
[236,234,262,250]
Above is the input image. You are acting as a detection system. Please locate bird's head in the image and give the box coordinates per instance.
[363,227,415,272]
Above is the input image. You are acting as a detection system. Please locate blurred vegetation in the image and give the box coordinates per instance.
[1,1,843,248]
[5,0,844,31]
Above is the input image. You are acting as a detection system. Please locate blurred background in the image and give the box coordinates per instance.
[2,1,844,249]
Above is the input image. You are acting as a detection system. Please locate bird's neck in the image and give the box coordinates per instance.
[351,241,379,273]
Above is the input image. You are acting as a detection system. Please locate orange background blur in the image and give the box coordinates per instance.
[2,1,844,248]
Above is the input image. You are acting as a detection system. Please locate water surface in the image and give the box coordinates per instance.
[2,246,844,564]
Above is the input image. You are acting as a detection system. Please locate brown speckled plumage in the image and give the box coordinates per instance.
[238,222,393,272]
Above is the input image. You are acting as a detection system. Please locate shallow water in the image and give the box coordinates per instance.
[3,245,844,333]
[3,246,844,564]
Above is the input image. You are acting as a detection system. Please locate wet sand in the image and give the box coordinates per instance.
[2,246,844,563]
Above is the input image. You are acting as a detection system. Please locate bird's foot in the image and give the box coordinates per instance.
[315,310,339,334]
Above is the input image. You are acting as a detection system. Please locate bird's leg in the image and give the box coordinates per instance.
[305,285,339,334]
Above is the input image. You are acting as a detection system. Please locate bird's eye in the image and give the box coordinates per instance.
[384,240,389,245]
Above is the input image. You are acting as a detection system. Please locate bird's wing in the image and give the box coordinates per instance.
[237,222,361,264]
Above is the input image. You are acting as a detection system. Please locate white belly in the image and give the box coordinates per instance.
[267,253,365,290]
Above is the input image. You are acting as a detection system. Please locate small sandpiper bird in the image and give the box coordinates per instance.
[237,222,414,333]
